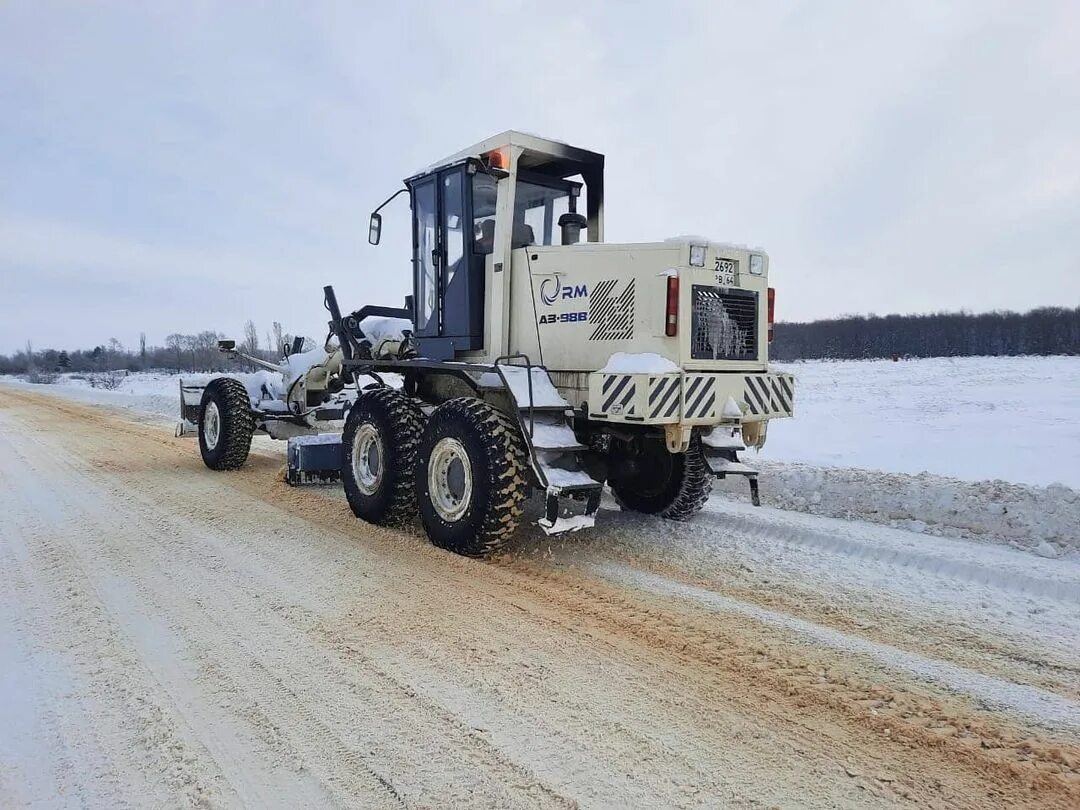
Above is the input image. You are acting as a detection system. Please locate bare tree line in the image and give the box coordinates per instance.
[7,307,1078,374]
[1,320,303,375]
[772,306,1080,361]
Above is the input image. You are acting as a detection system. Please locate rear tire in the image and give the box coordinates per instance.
[199,378,255,470]
[342,387,425,526]
[415,398,528,557]
[609,436,712,520]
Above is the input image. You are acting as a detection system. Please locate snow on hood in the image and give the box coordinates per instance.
[664,235,766,253]
[665,235,748,248]
[600,352,680,375]
[280,347,331,389]
[359,316,412,346]
[242,369,286,404]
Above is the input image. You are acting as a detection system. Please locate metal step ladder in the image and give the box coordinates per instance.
[702,426,761,506]
[493,356,604,534]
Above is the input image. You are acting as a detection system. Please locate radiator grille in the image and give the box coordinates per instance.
[691,286,758,361]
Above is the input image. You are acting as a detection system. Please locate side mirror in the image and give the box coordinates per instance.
[368,212,382,245]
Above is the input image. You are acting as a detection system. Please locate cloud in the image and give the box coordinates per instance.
[1,1,1077,352]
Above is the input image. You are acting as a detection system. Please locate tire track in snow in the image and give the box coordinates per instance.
[694,509,1080,604]
[592,560,1080,735]
[496,555,1080,804]
[0,398,581,809]
[0,416,237,808]
[565,499,1080,689]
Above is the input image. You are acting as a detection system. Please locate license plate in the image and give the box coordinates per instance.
[714,257,738,286]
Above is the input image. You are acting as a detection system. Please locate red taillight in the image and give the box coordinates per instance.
[767,287,776,342]
[665,276,679,336]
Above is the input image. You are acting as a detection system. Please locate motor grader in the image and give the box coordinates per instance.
[187,131,795,556]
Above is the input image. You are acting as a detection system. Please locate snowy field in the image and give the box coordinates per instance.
[769,356,1080,488]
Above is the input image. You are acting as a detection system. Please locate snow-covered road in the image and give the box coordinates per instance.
[1,385,1078,808]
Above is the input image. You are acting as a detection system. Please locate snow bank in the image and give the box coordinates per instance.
[716,459,1080,557]
[600,352,679,375]
[0,372,184,420]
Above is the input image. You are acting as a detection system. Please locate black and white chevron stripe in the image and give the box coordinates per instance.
[682,376,718,419]
[600,374,637,414]
[743,375,793,415]
[648,376,682,419]
[589,279,635,340]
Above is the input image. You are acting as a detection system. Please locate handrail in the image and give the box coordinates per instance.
[494,353,535,438]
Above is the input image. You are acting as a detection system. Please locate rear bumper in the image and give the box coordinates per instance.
[587,370,794,425]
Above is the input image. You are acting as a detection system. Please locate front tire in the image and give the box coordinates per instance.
[341,387,425,526]
[199,378,255,470]
[608,436,712,520]
[415,399,528,557]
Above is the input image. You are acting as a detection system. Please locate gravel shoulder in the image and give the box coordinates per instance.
[1,387,1078,809]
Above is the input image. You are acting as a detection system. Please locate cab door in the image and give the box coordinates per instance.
[438,168,470,340]
[410,166,484,357]
[411,175,439,339]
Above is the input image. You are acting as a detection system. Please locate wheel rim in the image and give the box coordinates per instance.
[351,423,384,495]
[204,401,221,450]
[428,437,472,522]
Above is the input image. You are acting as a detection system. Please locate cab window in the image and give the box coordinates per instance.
[513,177,584,247]
[472,173,497,255]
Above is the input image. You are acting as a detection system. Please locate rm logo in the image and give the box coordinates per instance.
[539,277,588,306]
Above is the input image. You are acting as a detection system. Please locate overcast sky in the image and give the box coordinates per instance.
[1,1,1078,354]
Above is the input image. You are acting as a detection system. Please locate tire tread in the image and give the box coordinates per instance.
[418,398,528,556]
[342,387,425,526]
[200,378,255,470]
[610,438,712,521]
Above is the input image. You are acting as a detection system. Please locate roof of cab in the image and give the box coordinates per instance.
[410,130,604,181]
